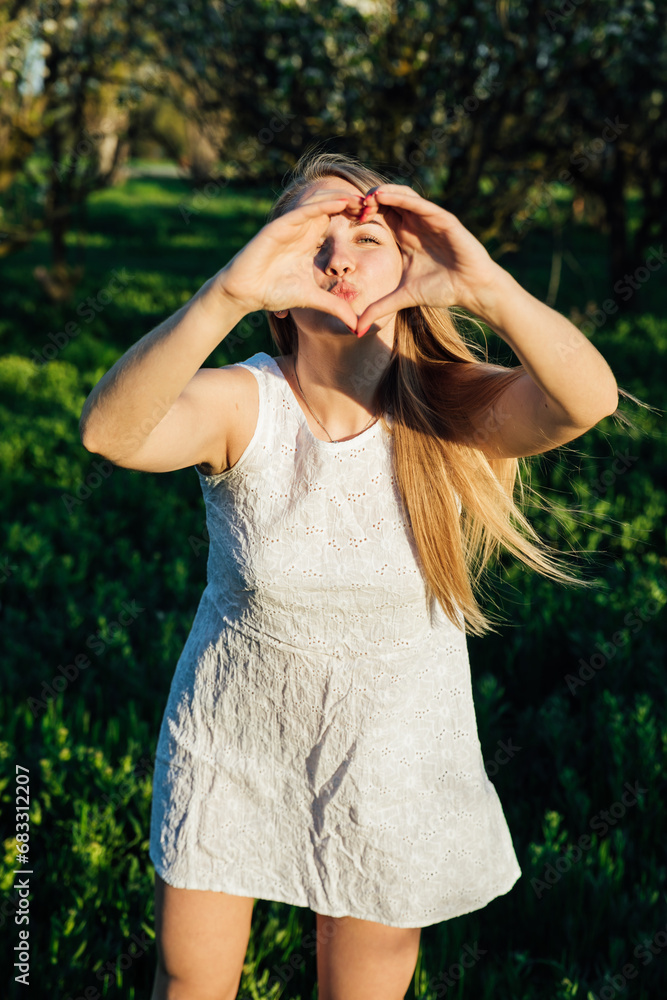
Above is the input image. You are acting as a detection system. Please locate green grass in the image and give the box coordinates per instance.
[0,175,666,998]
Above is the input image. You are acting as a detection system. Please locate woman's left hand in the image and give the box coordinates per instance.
[355,184,504,336]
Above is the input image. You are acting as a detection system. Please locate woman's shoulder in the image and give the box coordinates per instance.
[199,353,287,476]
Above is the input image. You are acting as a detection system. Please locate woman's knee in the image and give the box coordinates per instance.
[151,962,243,1000]
[315,912,422,1000]
[152,874,254,1000]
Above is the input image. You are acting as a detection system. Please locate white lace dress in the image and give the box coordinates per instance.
[149,351,521,928]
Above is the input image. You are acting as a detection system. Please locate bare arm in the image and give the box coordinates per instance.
[79,277,248,467]
[354,185,618,458]
[79,190,364,473]
[462,270,619,459]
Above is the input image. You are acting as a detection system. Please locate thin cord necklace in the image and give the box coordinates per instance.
[293,357,378,444]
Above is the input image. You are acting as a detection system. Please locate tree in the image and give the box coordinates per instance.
[146,0,666,305]
[0,0,164,298]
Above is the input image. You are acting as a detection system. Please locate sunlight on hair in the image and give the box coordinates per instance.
[264,150,649,636]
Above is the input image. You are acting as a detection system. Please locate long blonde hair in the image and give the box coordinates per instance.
[264,150,633,636]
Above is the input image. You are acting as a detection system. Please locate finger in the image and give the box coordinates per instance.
[369,188,458,227]
[358,187,416,227]
[364,183,418,200]
[286,196,365,236]
[359,203,405,243]
[358,197,396,227]
[357,197,377,224]
[307,290,359,331]
[361,183,419,211]
[363,184,439,214]
[295,193,364,219]
[302,187,363,203]
[321,189,366,212]
[355,288,416,337]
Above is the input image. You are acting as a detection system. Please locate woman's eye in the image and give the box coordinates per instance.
[315,236,380,251]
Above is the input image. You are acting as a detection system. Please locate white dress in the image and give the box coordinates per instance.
[149,351,521,929]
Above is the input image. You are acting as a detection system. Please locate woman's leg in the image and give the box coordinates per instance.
[150,873,255,1000]
[315,912,422,1000]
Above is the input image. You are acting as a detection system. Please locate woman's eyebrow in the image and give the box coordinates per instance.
[348,218,388,230]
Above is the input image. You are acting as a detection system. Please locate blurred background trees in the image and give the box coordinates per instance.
[2,3,666,997]
[1,0,665,303]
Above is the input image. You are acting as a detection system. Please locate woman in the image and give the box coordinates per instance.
[79,151,620,1000]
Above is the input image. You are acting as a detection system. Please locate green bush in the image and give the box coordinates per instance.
[1,177,665,998]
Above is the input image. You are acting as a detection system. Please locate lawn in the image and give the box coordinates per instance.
[0,173,665,999]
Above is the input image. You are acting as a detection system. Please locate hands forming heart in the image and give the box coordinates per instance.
[215,182,503,338]
[353,184,503,337]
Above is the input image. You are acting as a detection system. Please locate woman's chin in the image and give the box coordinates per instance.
[292,308,358,336]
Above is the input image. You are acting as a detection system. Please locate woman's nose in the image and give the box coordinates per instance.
[321,241,354,276]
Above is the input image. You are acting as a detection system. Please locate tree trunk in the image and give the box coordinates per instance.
[50,209,69,270]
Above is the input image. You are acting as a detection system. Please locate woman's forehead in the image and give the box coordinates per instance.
[296,175,364,201]
[288,175,399,243]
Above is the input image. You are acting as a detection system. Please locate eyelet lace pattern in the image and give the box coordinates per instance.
[149,352,521,928]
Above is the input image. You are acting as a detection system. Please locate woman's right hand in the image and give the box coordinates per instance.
[210,190,365,330]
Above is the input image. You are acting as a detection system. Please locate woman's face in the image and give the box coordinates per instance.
[286,174,404,338]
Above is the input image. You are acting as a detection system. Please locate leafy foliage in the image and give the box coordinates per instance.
[0,176,665,998]
[149,0,667,282]
[2,0,666,297]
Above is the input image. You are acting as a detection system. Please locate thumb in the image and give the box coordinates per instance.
[356,287,415,337]
[308,290,359,332]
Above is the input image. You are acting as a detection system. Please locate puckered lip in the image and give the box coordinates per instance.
[328,282,359,301]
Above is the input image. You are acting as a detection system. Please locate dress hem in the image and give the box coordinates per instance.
[149,856,521,929]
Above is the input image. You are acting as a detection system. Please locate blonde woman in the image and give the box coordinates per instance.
[80,151,619,1000]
